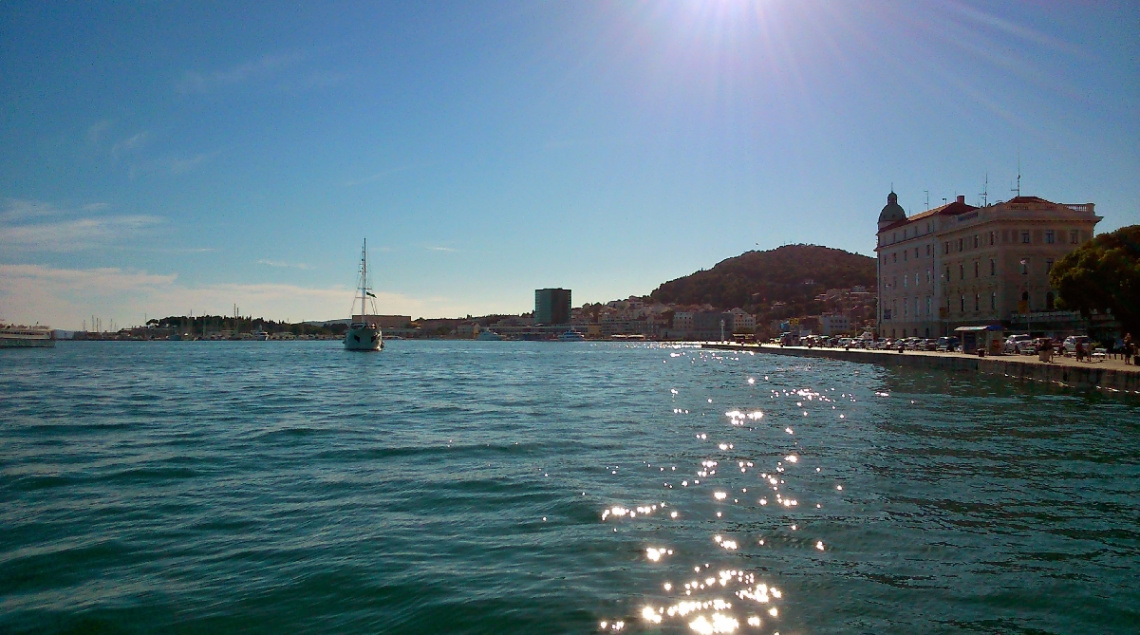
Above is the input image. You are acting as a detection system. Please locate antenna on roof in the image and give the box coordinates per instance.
[1011,153,1021,198]
[924,190,929,209]
[980,172,989,207]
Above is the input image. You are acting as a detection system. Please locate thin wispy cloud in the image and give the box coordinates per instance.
[1,199,165,253]
[1,215,164,253]
[87,119,113,144]
[111,131,150,159]
[257,259,312,270]
[342,163,422,187]
[176,53,304,94]
[1,199,65,222]
[427,245,459,253]
[127,152,216,178]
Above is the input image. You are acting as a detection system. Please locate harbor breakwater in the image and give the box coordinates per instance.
[702,343,1140,396]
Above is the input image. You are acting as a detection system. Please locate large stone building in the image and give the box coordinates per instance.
[876,192,1100,339]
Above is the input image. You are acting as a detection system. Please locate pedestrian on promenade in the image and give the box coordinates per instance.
[1075,339,1085,362]
[1124,333,1134,365]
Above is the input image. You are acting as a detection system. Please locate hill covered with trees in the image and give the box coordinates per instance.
[649,244,876,316]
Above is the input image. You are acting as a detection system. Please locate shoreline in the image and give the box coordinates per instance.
[701,342,1140,396]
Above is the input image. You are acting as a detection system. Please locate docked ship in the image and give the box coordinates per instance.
[557,329,586,342]
[0,323,56,348]
[344,239,383,352]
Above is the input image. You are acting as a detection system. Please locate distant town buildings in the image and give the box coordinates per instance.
[534,288,572,325]
[876,192,1100,338]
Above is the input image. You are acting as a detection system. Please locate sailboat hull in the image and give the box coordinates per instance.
[344,325,382,351]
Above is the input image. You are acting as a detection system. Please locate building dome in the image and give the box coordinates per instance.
[878,191,907,226]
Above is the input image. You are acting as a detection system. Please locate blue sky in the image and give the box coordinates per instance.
[2,0,1137,330]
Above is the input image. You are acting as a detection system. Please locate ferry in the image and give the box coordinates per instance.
[0,323,56,348]
[557,329,586,342]
[344,239,383,352]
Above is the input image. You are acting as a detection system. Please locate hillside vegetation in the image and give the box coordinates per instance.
[649,244,876,315]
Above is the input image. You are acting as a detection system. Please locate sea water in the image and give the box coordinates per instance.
[1,341,1137,634]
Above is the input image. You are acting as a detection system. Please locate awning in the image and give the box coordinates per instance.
[953,324,1004,333]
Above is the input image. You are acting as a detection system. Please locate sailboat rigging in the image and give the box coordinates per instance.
[344,239,383,351]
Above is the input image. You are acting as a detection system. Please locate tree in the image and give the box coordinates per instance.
[1049,225,1140,336]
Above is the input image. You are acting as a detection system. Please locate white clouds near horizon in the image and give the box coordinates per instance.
[0,264,437,330]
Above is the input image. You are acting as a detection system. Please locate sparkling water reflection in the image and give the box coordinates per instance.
[1,341,1137,634]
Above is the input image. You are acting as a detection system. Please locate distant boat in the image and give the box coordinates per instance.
[477,329,504,341]
[0,323,56,349]
[344,239,383,352]
[557,329,586,342]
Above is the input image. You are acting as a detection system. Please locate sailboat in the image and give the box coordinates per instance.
[344,239,383,352]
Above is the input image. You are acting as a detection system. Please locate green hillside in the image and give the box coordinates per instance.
[649,244,876,314]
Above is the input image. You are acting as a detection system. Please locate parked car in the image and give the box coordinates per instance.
[1063,335,1091,355]
[936,336,959,352]
[1004,334,1033,354]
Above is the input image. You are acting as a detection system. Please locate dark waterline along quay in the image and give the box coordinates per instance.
[702,342,1140,395]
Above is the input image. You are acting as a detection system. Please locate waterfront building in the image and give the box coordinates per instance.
[534,288,572,326]
[819,314,852,336]
[876,192,1100,338]
[728,308,756,334]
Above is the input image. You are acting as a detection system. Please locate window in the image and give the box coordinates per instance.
[1022,231,1030,244]
[915,272,920,286]
[974,261,979,278]
[944,242,950,255]
[960,296,965,312]
[926,297,932,316]
[903,275,907,289]
[903,298,908,317]
[973,235,979,248]
[893,252,897,263]
[958,238,964,251]
[915,297,919,317]
[1045,230,1055,244]
[974,293,979,312]
[915,247,919,258]
[991,291,996,310]
[1046,259,1054,273]
[903,250,908,262]
[990,259,995,276]
[945,267,950,281]
[959,264,964,279]
[1020,259,1029,275]
[989,231,995,246]
[1070,230,1079,244]
[926,245,931,256]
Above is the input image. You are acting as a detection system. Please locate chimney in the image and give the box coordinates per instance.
[956,195,965,204]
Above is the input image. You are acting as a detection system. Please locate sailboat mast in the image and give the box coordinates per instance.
[360,239,368,317]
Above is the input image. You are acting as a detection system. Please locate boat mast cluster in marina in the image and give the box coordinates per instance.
[344,239,383,352]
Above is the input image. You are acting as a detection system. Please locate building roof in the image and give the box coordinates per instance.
[878,197,978,232]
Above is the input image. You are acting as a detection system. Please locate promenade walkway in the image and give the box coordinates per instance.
[701,342,1140,396]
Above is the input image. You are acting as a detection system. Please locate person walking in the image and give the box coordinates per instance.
[1125,333,1134,365]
